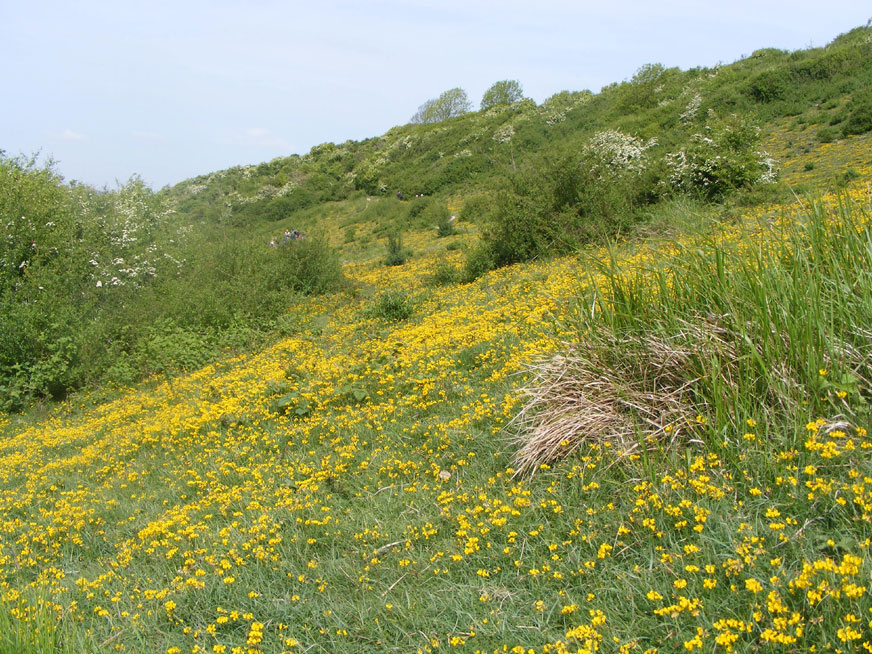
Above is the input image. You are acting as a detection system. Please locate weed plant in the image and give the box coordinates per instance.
[364,289,414,322]
[383,232,410,266]
[515,194,872,471]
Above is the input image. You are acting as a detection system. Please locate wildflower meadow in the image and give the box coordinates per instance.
[3,24,872,654]
[2,166,872,653]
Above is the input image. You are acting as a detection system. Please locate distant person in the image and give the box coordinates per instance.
[283,229,291,245]
[269,238,276,247]
[396,191,403,200]
[292,229,300,239]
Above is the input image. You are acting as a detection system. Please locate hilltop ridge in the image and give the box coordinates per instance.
[164,25,872,228]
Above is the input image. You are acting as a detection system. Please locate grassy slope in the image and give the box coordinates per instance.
[3,25,872,654]
[1,126,872,654]
[162,26,872,232]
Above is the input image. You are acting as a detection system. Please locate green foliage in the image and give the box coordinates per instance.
[410,87,472,124]
[364,289,414,322]
[425,261,461,286]
[618,63,672,110]
[460,195,494,223]
[0,592,82,654]
[470,130,660,273]
[405,195,431,222]
[817,125,839,142]
[480,79,525,110]
[569,195,872,441]
[666,113,777,200]
[0,154,346,409]
[746,68,788,102]
[462,241,498,283]
[278,235,347,296]
[419,203,456,236]
[383,232,410,266]
[365,197,413,236]
[842,88,872,135]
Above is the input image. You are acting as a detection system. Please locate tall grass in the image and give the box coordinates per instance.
[514,195,872,472]
[0,596,79,654]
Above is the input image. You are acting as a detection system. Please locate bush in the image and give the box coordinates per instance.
[384,232,410,266]
[746,69,788,102]
[419,203,456,237]
[363,197,408,234]
[470,130,659,274]
[666,113,777,200]
[460,195,493,223]
[279,235,346,296]
[842,89,872,135]
[436,217,457,237]
[406,196,432,222]
[365,289,414,322]
[0,152,348,407]
[425,261,460,286]
[462,243,498,282]
[817,125,839,143]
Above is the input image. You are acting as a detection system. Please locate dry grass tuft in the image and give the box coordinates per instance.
[510,320,738,476]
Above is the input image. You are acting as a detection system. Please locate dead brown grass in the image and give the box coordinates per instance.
[509,320,738,476]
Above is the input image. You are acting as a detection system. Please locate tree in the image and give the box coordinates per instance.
[480,79,525,110]
[410,88,472,124]
[619,63,668,110]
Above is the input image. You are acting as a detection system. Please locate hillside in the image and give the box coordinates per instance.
[3,26,872,406]
[165,25,872,227]
[1,25,872,654]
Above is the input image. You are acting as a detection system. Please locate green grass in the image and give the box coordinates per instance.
[2,190,871,653]
[3,24,872,653]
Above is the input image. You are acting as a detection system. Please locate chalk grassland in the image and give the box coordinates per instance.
[1,155,872,651]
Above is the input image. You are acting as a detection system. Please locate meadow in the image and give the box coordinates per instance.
[3,25,872,653]
[2,131,872,653]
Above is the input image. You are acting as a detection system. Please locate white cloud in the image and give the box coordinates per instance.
[61,128,87,141]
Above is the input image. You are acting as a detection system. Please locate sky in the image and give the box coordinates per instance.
[2,1,870,190]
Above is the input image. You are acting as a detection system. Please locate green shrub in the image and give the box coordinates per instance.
[666,113,777,200]
[842,89,872,135]
[817,125,839,142]
[384,232,410,266]
[746,69,788,102]
[462,242,498,282]
[406,196,432,222]
[436,218,457,237]
[425,261,460,286]
[0,153,347,407]
[279,235,346,295]
[460,195,493,223]
[422,203,456,236]
[838,169,861,186]
[365,289,414,322]
[363,197,408,232]
[472,130,659,273]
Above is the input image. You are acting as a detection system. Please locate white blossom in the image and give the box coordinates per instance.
[492,124,515,143]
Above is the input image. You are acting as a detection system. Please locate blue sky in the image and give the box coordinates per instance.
[3,1,869,189]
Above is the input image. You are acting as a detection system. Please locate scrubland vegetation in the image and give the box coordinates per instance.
[2,24,872,654]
